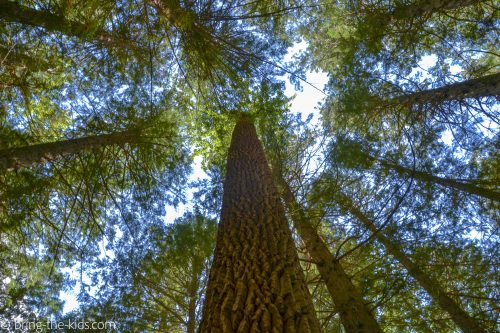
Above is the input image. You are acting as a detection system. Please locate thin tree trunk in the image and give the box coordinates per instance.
[336,193,487,333]
[378,159,500,202]
[346,146,500,202]
[0,129,142,172]
[391,0,481,20]
[0,0,132,49]
[275,173,383,333]
[393,73,500,106]
[199,116,321,332]
[186,259,201,333]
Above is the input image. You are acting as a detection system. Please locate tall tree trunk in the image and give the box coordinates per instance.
[393,72,500,107]
[391,0,481,20]
[378,159,500,202]
[0,129,142,172]
[275,172,383,333]
[336,193,487,333]
[186,259,201,333]
[0,0,131,49]
[199,116,321,332]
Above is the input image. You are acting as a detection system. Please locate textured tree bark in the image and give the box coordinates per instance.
[199,116,321,332]
[378,160,500,202]
[391,0,481,19]
[0,0,132,49]
[0,129,141,172]
[275,174,383,333]
[394,73,500,106]
[336,193,487,333]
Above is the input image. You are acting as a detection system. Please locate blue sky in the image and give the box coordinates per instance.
[59,44,479,314]
[58,43,329,313]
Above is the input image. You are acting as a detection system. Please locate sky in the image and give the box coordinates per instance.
[59,45,460,314]
[162,43,330,225]
[58,43,329,314]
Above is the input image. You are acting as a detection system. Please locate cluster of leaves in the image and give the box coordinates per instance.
[0,0,299,329]
[265,1,499,330]
[0,0,498,332]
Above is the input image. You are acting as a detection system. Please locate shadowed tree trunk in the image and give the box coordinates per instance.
[0,129,142,172]
[336,193,487,333]
[274,171,383,333]
[394,72,500,107]
[0,0,132,49]
[199,116,321,332]
[377,159,500,202]
[344,145,500,202]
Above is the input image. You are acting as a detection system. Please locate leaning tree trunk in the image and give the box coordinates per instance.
[391,0,481,20]
[336,193,487,333]
[199,116,321,332]
[0,129,142,172]
[275,173,383,333]
[378,159,500,202]
[346,145,500,202]
[394,72,500,107]
[0,0,132,49]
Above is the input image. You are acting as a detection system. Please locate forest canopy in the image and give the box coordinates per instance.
[0,0,498,332]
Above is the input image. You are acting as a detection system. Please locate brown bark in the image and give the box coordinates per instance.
[378,160,500,202]
[275,174,383,333]
[336,193,487,333]
[199,116,321,332]
[0,0,132,49]
[391,0,481,19]
[0,129,142,172]
[394,73,500,107]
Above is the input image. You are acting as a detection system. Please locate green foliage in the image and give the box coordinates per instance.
[329,138,375,170]
[64,212,217,332]
[0,0,498,332]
